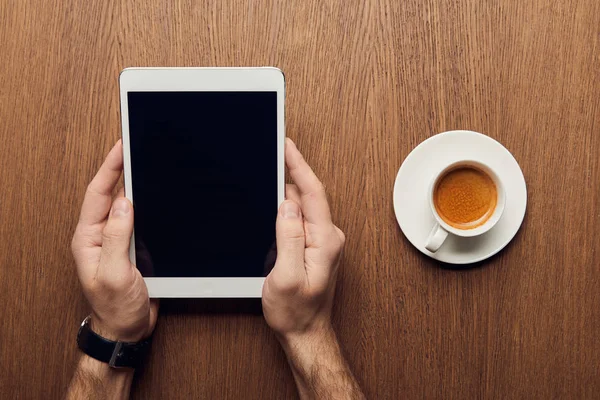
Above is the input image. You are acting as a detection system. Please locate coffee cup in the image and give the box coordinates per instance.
[425,160,506,252]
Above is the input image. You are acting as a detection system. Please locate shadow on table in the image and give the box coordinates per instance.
[438,211,528,271]
[159,298,263,315]
[395,206,529,271]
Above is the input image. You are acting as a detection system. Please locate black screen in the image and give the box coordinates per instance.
[127,92,278,277]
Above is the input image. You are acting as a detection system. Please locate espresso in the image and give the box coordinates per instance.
[433,166,497,229]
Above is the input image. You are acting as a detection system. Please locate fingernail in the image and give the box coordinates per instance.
[286,138,296,149]
[112,198,130,217]
[281,201,300,219]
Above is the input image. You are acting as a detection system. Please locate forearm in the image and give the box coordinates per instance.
[66,354,134,400]
[281,327,365,400]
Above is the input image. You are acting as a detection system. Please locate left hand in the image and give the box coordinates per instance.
[71,140,158,342]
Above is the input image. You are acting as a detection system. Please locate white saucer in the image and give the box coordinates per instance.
[393,130,527,264]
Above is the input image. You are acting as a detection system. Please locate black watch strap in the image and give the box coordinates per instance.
[76,316,151,368]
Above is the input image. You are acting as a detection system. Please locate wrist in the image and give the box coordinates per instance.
[77,353,135,376]
[75,353,134,389]
[278,325,365,399]
[278,324,337,354]
[89,318,124,342]
[67,355,134,400]
[278,324,342,371]
[90,313,148,342]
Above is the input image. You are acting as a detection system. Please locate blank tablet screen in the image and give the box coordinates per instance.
[127,92,278,277]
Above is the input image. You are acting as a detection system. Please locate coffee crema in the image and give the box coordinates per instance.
[433,166,497,229]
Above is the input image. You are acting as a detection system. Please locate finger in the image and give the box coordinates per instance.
[149,298,160,327]
[99,197,134,276]
[273,200,305,273]
[285,184,301,205]
[71,187,128,274]
[334,225,346,244]
[79,140,124,226]
[285,138,332,225]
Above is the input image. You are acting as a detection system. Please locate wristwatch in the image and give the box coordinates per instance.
[76,315,151,368]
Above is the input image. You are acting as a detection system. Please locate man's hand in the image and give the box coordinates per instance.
[67,140,157,399]
[71,140,158,342]
[262,138,345,337]
[263,139,364,399]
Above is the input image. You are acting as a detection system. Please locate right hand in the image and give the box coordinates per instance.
[262,139,345,342]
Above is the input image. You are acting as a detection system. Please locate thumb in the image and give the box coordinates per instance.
[275,200,305,268]
[100,197,134,268]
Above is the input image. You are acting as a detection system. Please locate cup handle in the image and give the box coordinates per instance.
[425,224,448,253]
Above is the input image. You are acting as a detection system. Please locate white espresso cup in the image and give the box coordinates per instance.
[425,160,506,253]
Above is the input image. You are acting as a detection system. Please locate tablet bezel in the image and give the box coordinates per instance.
[119,67,285,298]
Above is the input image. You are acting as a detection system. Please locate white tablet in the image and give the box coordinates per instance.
[119,67,285,298]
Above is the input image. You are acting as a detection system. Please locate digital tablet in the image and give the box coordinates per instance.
[119,67,285,298]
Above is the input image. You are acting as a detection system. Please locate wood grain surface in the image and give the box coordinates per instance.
[1,0,599,398]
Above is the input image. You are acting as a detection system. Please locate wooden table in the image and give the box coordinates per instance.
[1,0,599,398]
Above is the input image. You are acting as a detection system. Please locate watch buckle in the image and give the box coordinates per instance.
[109,341,124,368]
